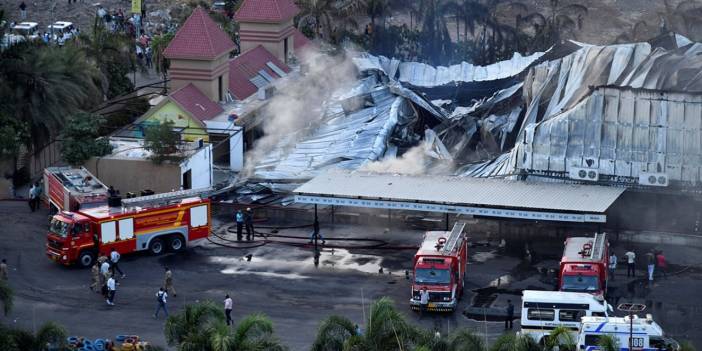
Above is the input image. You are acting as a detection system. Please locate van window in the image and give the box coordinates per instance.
[527,309,555,321]
[592,312,606,317]
[584,335,601,346]
[559,309,585,322]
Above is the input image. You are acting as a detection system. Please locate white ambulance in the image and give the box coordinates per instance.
[520,290,612,343]
[577,315,679,351]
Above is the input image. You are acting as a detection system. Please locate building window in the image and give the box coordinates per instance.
[218,75,223,102]
[527,309,555,321]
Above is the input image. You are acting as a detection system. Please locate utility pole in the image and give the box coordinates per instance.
[617,303,646,351]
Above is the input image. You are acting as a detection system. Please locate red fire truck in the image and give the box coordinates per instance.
[44,167,109,213]
[46,186,212,267]
[410,222,468,312]
[558,233,609,296]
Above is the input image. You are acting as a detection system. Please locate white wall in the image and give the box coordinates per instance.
[180,144,213,190]
[205,121,244,172]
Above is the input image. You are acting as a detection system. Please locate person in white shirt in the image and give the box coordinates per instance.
[625,250,636,277]
[110,248,125,278]
[419,288,429,318]
[154,287,168,318]
[609,252,618,280]
[100,260,111,296]
[106,276,116,305]
[224,295,233,326]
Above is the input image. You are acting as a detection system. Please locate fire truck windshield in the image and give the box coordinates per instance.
[415,268,451,285]
[561,275,599,292]
[49,218,70,238]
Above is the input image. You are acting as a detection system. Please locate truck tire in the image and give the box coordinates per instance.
[149,238,165,255]
[78,250,96,268]
[168,235,185,252]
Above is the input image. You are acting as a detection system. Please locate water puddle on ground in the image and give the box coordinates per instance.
[209,247,386,279]
[471,250,497,263]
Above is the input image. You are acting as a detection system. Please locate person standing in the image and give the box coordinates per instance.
[0,259,8,281]
[106,276,116,305]
[19,2,27,20]
[224,294,233,326]
[505,300,514,329]
[609,252,617,280]
[244,208,254,241]
[646,250,655,282]
[110,248,125,279]
[625,249,636,277]
[154,287,168,318]
[100,259,110,297]
[235,210,244,241]
[90,263,100,292]
[164,267,176,297]
[28,183,37,212]
[419,288,429,318]
[656,251,667,278]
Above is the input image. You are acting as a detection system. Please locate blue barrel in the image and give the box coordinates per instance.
[81,345,95,351]
[67,336,79,344]
[83,340,93,347]
[115,335,128,342]
[93,339,105,351]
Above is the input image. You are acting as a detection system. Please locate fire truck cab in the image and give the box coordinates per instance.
[559,233,609,296]
[410,222,468,312]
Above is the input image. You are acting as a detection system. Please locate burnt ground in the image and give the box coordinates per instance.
[1,200,701,350]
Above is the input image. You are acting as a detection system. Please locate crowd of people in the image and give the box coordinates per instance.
[609,247,668,282]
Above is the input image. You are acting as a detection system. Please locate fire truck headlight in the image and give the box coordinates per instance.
[443,297,451,301]
[62,255,67,260]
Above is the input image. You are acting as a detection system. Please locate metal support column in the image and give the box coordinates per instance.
[445,213,449,231]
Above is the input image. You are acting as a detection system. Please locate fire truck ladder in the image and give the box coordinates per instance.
[121,187,213,208]
[590,232,606,260]
[441,221,466,255]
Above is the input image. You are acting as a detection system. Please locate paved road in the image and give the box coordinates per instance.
[1,201,701,350]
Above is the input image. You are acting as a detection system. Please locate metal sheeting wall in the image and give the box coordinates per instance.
[516,87,702,183]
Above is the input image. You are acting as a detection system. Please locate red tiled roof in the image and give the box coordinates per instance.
[234,0,299,23]
[169,83,224,123]
[228,45,291,100]
[163,7,235,60]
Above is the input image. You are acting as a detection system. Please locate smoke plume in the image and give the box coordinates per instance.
[242,50,358,178]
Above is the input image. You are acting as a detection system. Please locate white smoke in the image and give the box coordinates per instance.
[361,140,455,176]
[242,51,358,178]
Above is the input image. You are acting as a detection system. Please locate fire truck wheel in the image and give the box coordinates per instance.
[78,250,96,268]
[149,238,165,255]
[168,235,185,252]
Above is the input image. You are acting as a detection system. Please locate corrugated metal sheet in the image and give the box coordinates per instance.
[295,170,625,213]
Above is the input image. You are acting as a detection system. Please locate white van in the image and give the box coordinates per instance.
[577,315,679,351]
[520,290,612,343]
[12,22,40,39]
[47,21,75,39]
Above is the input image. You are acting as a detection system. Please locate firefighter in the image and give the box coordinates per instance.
[164,267,176,297]
[90,262,100,292]
[235,209,244,241]
[0,259,7,281]
[244,208,254,241]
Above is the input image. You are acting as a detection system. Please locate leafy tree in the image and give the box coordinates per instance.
[59,112,112,166]
[150,32,175,79]
[0,114,30,160]
[517,0,588,52]
[446,329,485,351]
[0,279,13,316]
[143,120,183,164]
[660,0,702,42]
[419,0,454,65]
[297,0,339,40]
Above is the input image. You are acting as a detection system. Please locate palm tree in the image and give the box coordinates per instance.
[0,321,67,351]
[614,20,651,44]
[150,32,175,81]
[544,326,576,351]
[79,17,137,98]
[596,334,619,351]
[0,280,13,316]
[296,0,338,40]
[165,301,285,351]
[441,0,490,43]
[489,333,540,351]
[312,297,424,351]
[446,329,485,351]
[365,0,391,29]
[0,42,102,148]
[419,0,454,65]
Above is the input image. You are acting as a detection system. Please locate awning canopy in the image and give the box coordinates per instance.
[294,171,626,223]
